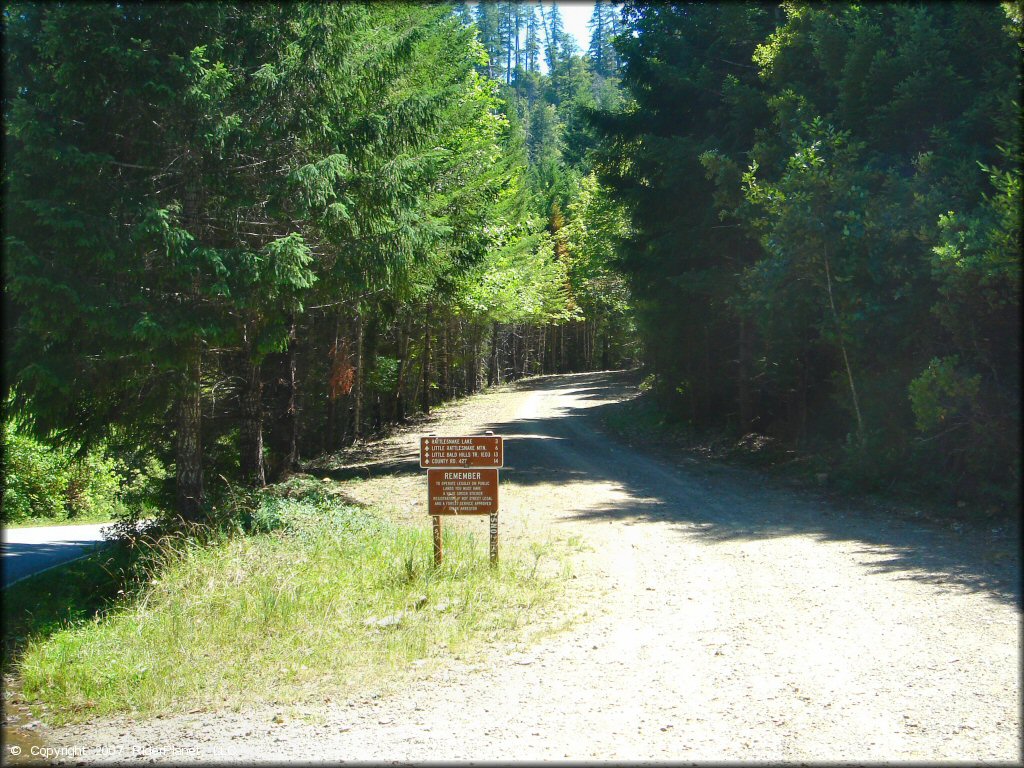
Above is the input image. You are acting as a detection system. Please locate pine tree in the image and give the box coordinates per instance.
[525,8,541,73]
[475,3,506,81]
[539,3,565,73]
[4,3,478,513]
[499,2,517,84]
[5,3,240,518]
[588,2,619,77]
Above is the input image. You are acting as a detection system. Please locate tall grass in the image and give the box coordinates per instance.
[17,482,569,723]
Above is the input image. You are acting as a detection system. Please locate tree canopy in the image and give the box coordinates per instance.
[593,1,1021,506]
[6,1,1017,523]
[4,2,637,523]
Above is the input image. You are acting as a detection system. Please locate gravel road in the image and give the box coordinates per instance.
[42,371,1021,763]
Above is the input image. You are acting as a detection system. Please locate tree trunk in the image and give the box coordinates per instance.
[520,327,530,378]
[540,326,547,374]
[472,325,483,392]
[823,247,865,446]
[510,324,519,379]
[577,321,584,371]
[586,322,592,370]
[239,343,266,488]
[339,395,351,447]
[283,316,299,473]
[799,353,809,444]
[177,164,206,520]
[421,304,432,414]
[326,312,341,450]
[488,322,499,386]
[441,313,451,400]
[353,310,364,440]
[463,321,472,395]
[394,315,412,422]
[176,340,205,522]
[702,324,712,420]
[737,315,753,429]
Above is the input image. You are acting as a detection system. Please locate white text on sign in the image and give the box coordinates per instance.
[420,436,503,468]
[427,468,498,515]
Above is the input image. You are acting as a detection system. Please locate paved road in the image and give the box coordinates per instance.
[1,523,110,587]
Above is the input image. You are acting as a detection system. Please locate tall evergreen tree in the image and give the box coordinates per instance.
[525,8,541,73]
[594,1,1020,505]
[592,3,775,425]
[4,3,498,515]
[588,2,618,76]
[539,3,565,73]
[475,3,505,81]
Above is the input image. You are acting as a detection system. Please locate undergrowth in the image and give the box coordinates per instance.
[600,387,1016,527]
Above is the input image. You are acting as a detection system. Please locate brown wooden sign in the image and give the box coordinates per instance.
[427,468,499,515]
[420,435,503,468]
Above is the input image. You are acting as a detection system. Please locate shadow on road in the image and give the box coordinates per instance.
[323,370,1022,609]
[2,539,106,587]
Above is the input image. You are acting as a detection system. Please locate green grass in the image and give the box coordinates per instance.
[2,545,137,673]
[11,481,570,724]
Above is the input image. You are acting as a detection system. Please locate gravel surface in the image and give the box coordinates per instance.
[34,371,1022,763]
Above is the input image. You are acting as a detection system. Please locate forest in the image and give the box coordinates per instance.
[3,2,1021,526]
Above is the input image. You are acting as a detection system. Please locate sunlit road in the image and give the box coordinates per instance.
[1,523,109,587]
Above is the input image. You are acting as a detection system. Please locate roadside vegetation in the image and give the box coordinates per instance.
[601,376,1012,534]
[8,474,570,724]
[1,419,166,527]
[591,3,1021,512]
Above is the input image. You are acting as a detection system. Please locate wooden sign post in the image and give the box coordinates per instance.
[433,515,443,567]
[420,433,503,566]
[489,513,498,565]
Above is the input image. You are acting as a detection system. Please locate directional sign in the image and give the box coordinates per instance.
[420,436,503,468]
[427,469,499,515]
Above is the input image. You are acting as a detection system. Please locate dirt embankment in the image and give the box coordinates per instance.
[35,371,1022,763]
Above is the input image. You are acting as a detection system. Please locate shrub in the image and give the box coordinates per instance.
[2,419,165,524]
[2,430,69,522]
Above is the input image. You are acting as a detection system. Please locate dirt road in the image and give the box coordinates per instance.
[46,371,1021,763]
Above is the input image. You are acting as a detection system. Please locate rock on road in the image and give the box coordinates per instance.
[50,371,1021,762]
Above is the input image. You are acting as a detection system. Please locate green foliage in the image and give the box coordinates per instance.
[595,2,1020,506]
[593,3,775,421]
[560,172,638,362]
[3,429,69,522]
[2,419,164,524]
[909,357,981,434]
[3,1,636,522]
[365,357,401,395]
[459,222,574,325]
